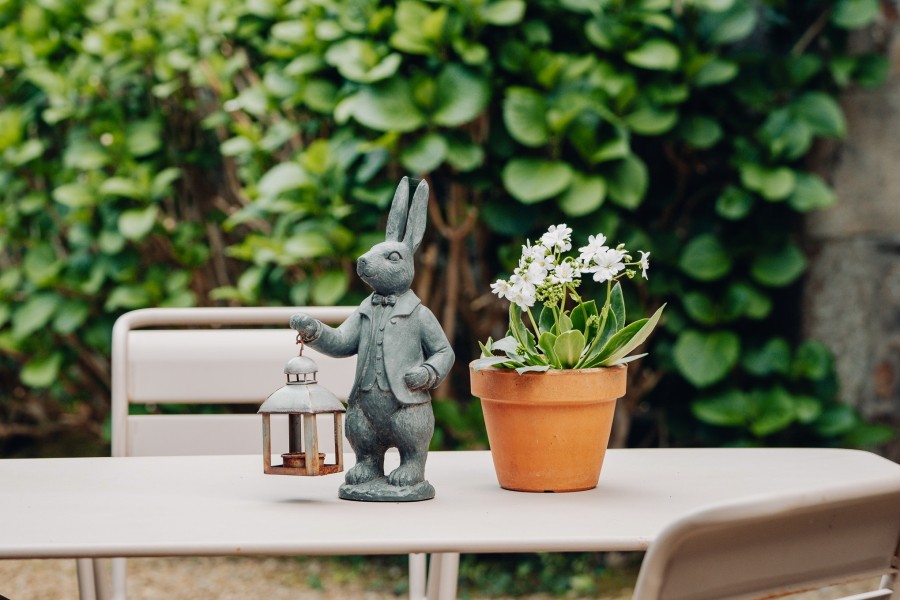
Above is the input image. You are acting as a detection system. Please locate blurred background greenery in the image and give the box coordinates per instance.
[1,0,895,462]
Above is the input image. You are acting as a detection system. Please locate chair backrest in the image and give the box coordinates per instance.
[632,482,900,600]
[110,306,357,458]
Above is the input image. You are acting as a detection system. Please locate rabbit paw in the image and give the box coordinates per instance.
[289,313,320,341]
[345,461,381,485]
[388,461,425,487]
[403,366,431,391]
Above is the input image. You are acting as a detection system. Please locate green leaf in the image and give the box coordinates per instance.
[479,0,526,25]
[579,309,618,367]
[503,87,548,147]
[679,234,732,281]
[625,39,681,71]
[750,387,795,437]
[12,293,60,339]
[118,206,159,241]
[682,292,719,326]
[516,365,551,375]
[831,0,880,29]
[99,177,146,199]
[104,285,151,311]
[739,164,797,201]
[257,163,311,199]
[792,340,832,381]
[724,282,773,321]
[673,329,740,388]
[446,138,485,171]
[509,303,538,356]
[692,390,749,426]
[324,39,402,83]
[693,58,739,87]
[52,183,94,208]
[23,245,62,286]
[742,337,791,376]
[610,283,625,332]
[432,65,490,127]
[539,331,561,368]
[555,330,586,368]
[283,232,333,259]
[350,79,426,132]
[815,405,858,437]
[592,135,631,164]
[715,186,754,220]
[400,133,448,174]
[624,106,678,135]
[789,173,836,212]
[702,1,758,44]
[502,159,573,204]
[21,352,63,389]
[751,243,807,287]
[794,396,823,424]
[606,155,648,209]
[792,92,846,138]
[844,422,898,447]
[311,270,349,305]
[571,300,599,339]
[679,116,722,149]
[53,301,89,335]
[597,303,665,366]
[126,120,162,156]
[558,173,606,217]
[538,306,555,334]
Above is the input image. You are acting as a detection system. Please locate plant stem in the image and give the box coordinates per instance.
[525,306,540,336]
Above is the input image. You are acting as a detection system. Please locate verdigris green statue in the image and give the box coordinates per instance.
[290,177,455,502]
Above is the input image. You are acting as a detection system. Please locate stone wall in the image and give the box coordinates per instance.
[804,14,900,459]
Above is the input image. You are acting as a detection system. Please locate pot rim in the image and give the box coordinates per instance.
[470,361,627,402]
[469,363,626,376]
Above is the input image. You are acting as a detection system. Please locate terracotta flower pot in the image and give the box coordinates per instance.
[470,363,627,492]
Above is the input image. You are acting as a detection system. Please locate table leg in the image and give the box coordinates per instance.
[426,552,459,600]
[76,559,96,600]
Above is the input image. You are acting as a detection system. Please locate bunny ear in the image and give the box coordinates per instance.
[403,178,429,252]
[385,177,410,242]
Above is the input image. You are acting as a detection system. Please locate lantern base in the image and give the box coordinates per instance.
[338,477,435,502]
[281,452,325,469]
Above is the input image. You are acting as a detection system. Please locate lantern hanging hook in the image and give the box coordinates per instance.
[295,333,304,356]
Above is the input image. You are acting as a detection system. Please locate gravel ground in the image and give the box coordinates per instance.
[0,557,634,600]
[0,557,880,600]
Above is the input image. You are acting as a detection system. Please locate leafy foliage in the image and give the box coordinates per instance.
[0,0,894,452]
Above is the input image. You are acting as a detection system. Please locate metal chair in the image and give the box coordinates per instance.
[79,306,436,600]
[632,480,900,600]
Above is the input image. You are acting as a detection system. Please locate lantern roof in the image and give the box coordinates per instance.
[259,381,345,415]
[284,355,317,375]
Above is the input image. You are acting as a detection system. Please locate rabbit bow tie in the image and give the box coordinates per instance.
[371,294,397,306]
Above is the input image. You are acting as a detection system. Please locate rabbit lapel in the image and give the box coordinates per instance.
[352,291,446,406]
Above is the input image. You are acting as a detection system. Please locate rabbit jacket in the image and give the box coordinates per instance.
[304,291,454,405]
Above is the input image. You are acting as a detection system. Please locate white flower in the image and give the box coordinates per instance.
[491,279,512,299]
[550,261,578,284]
[508,284,536,309]
[540,224,573,252]
[521,241,548,261]
[578,233,608,263]
[637,251,650,280]
[588,248,626,283]
[523,262,549,286]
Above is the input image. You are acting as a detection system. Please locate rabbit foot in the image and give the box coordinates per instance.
[345,461,382,485]
[387,462,425,487]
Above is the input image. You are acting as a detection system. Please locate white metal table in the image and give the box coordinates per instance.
[2,449,899,593]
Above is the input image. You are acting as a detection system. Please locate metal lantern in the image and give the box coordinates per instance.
[259,338,345,476]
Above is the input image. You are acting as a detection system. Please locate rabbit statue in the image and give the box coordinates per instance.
[290,177,455,502]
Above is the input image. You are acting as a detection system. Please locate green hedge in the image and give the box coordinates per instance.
[0,0,894,454]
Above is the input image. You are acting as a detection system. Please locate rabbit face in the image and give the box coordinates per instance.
[357,241,414,296]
